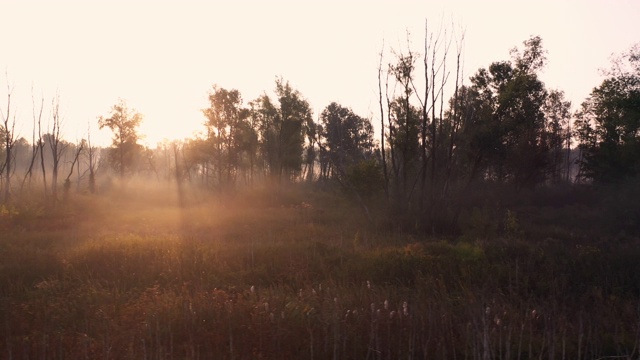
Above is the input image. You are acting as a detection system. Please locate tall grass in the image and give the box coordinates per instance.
[1,185,639,359]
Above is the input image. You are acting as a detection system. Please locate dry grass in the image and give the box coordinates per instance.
[1,183,639,359]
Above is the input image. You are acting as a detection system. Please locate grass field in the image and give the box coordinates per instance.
[1,184,639,359]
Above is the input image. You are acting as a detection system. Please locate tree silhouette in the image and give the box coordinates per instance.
[462,36,551,188]
[202,86,252,189]
[1,79,16,204]
[318,102,374,175]
[98,99,143,179]
[49,94,67,203]
[251,78,312,183]
[575,43,640,183]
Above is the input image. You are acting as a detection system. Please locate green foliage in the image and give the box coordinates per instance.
[251,78,313,182]
[463,36,552,187]
[0,201,49,231]
[599,178,640,235]
[503,209,521,238]
[464,206,499,240]
[387,99,422,170]
[344,159,383,199]
[318,102,374,175]
[575,43,640,183]
[0,203,18,217]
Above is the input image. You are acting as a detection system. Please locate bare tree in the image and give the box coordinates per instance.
[38,99,48,199]
[85,122,100,194]
[377,20,465,232]
[442,27,466,197]
[21,89,44,192]
[378,43,390,199]
[49,93,67,203]
[63,139,85,201]
[1,76,17,204]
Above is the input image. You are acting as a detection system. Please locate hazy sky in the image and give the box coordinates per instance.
[1,1,638,146]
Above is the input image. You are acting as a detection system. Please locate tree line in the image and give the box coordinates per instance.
[1,31,639,232]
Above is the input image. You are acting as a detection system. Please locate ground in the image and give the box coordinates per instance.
[1,184,639,359]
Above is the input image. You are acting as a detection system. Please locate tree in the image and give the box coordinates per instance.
[317,102,378,221]
[318,102,374,175]
[98,99,143,179]
[387,52,423,201]
[1,78,17,204]
[376,22,465,232]
[63,139,85,201]
[86,123,100,193]
[302,115,318,182]
[377,46,423,217]
[21,90,44,193]
[575,43,640,183]
[202,86,250,189]
[236,115,259,186]
[182,137,211,186]
[462,36,551,188]
[252,78,312,183]
[543,89,572,183]
[372,21,468,233]
[37,95,48,199]
[448,84,496,182]
[49,94,67,203]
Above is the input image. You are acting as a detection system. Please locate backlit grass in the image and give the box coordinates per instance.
[1,184,639,359]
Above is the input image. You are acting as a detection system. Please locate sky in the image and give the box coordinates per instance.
[1,0,638,147]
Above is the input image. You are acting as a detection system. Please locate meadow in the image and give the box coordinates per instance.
[1,184,639,359]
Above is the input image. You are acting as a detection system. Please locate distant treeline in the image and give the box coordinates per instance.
[1,34,639,233]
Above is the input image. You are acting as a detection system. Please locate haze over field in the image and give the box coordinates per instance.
[3,2,640,357]
[1,0,638,146]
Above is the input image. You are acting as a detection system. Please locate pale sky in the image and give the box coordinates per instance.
[1,0,638,147]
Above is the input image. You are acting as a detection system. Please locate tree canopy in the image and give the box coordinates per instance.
[575,44,640,183]
[98,99,143,179]
[2,34,640,234]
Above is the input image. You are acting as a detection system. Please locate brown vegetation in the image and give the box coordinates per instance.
[1,183,640,359]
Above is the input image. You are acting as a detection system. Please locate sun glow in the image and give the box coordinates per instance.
[1,1,639,147]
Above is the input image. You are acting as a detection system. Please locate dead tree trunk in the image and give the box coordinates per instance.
[87,123,98,194]
[21,94,44,193]
[63,140,84,202]
[49,94,67,205]
[378,45,390,199]
[1,80,16,204]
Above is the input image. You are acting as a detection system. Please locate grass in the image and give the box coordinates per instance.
[1,184,640,359]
